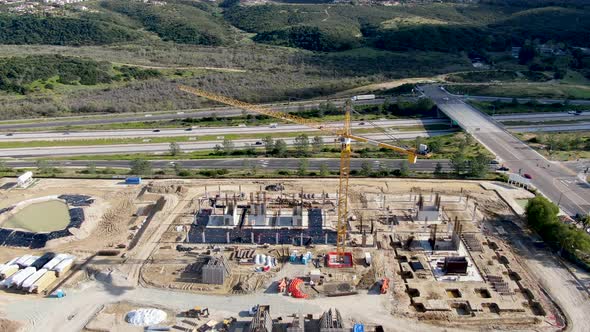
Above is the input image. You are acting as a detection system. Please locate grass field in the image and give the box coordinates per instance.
[469,100,588,115]
[515,132,590,161]
[447,83,590,100]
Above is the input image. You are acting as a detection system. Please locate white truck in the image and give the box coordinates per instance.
[352,94,376,101]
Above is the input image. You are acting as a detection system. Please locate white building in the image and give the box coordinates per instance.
[17,171,33,188]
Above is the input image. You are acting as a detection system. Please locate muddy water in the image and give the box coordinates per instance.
[2,200,70,232]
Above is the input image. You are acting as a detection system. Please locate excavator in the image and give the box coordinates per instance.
[179,85,418,260]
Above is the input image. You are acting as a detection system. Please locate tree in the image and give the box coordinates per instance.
[86,162,97,174]
[214,144,223,155]
[169,142,181,156]
[294,133,310,157]
[273,139,287,157]
[450,150,467,175]
[173,162,184,175]
[525,196,559,233]
[360,161,372,176]
[245,144,256,155]
[130,159,153,175]
[429,139,442,153]
[36,159,51,173]
[319,163,329,177]
[222,137,234,154]
[262,135,274,155]
[297,158,308,176]
[469,153,491,177]
[519,44,537,64]
[399,161,409,177]
[434,162,443,176]
[0,160,8,172]
[464,133,474,146]
[312,136,324,154]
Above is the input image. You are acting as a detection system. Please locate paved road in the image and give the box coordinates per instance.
[464,95,590,106]
[0,119,447,142]
[422,85,590,217]
[494,112,590,122]
[4,158,455,172]
[1,92,589,132]
[0,130,455,158]
[508,122,590,133]
[0,98,384,131]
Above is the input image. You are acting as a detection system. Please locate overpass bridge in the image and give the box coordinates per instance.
[420,85,590,217]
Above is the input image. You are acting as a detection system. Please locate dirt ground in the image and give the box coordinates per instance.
[0,317,22,331]
[0,177,584,332]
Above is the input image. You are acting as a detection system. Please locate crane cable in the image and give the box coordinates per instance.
[351,105,411,150]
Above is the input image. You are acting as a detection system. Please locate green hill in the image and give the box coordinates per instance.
[102,1,233,46]
[0,14,138,46]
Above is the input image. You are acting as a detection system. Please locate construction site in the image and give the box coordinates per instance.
[0,88,574,331]
[0,175,566,332]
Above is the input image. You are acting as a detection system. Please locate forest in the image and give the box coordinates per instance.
[0,14,137,46]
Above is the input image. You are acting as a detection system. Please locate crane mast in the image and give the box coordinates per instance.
[178,85,417,262]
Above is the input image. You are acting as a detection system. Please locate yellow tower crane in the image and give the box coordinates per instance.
[178,85,418,260]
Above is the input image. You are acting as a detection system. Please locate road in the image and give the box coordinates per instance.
[1,92,588,132]
[0,98,384,131]
[422,84,590,217]
[422,84,590,332]
[0,119,447,142]
[0,130,455,158]
[464,95,590,106]
[493,112,590,122]
[4,158,455,172]
[508,122,590,133]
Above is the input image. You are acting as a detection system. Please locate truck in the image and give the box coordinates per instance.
[352,94,376,101]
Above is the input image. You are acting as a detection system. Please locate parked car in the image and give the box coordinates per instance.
[524,173,532,179]
[490,159,500,165]
[254,141,263,145]
[498,165,509,172]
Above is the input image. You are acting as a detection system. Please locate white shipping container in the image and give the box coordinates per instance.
[30,270,57,294]
[1,272,18,288]
[22,256,39,268]
[43,254,70,270]
[21,268,47,290]
[9,267,36,288]
[15,255,32,267]
[53,258,75,276]
[0,265,19,280]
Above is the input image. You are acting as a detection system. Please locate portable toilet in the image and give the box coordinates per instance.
[54,289,65,298]
[125,177,142,185]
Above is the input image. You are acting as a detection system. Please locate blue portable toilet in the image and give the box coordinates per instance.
[125,177,142,185]
[54,289,65,298]
[353,323,365,332]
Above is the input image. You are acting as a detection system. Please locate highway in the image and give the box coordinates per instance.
[493,112,590,122]
[421,84,590,217]
[508,122,590,133]
[465,95,590,106]
[0,119,447,142]
[0,130,455,158]
[4,158,454,172]
[0,98,384,131]
[0,93,588,132]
